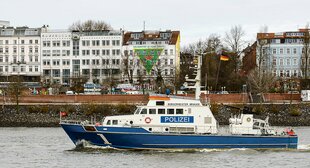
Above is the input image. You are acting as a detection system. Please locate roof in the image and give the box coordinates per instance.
[123,30,180,45]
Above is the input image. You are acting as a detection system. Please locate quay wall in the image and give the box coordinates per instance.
[0,103,309,127]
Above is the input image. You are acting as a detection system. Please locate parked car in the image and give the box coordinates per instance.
[65,90,74,95]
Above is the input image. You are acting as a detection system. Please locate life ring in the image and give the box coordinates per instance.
[145,117,152,124]
[246,117,251,122]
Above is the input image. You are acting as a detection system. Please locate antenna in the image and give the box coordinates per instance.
[143,21,145,31]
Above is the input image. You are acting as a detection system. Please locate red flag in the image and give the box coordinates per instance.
[60,111,67,117]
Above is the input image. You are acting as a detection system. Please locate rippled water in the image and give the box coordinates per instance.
[0,127,310,168]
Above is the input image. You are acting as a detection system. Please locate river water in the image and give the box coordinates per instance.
[0,127,309,168]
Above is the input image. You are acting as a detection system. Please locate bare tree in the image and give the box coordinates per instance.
[247,69,276,97]
[256,37,271,74]
[301,23,310,79]
[181,39,208,54]
[7,76,24,113]
[69,20,113,31]
[224,25,246,73]
[122,50,135,84]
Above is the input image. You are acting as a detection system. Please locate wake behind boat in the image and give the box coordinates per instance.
[60,54,297,150]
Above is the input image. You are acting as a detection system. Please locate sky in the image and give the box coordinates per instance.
[1,0,310,47]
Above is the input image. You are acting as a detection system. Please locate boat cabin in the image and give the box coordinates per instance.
[102,95,218,134]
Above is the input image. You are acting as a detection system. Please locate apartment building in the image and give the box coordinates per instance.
[122,30,180,85]
[257,29,310,78]
[0,26,41,82]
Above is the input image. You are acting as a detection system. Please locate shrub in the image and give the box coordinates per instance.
[289,106,302,116]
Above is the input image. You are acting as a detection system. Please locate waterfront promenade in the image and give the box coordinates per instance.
[0,93,302,105]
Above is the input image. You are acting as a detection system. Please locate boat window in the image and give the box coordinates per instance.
[156,101,165,106]
[140,108,147,114]
[168,109,174,115]
[176,109,183,114]
[149,109,156,114]
[112,120,118,125]
[134,107,141,114]
[107,120,111,125]
[158,109,165,114]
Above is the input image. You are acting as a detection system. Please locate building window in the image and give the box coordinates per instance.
[62,40,70,47]
[280,59,283,66]
[272,49,277,54]
[273,59,276,66]
[43,41,51,47]
[29,47,33,53]
[52,41,60,47]
[287,48,290,54]
[20,66,25,72]
[293,48,297,54]
[287,59,290,65]
[21,56,25,63]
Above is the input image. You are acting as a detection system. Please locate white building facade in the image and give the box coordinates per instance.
[41,28,123,85]
[0,26,41,83]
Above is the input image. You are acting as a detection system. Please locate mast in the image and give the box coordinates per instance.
[183,54,201,100]
[194,55,201,100]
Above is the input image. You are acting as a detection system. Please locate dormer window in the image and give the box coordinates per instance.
[131,33,142,39]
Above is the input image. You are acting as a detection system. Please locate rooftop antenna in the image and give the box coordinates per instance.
[143,21,145,31]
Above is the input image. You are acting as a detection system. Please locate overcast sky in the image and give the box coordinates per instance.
[1,0,309,46]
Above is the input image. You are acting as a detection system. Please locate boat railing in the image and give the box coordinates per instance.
[60,119,82,125]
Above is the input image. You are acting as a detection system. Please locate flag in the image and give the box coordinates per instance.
[60,111,68,117]
[220,55,229,61]
[134,48,163,74]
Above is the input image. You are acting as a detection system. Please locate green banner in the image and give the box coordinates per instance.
[134,48,163,74]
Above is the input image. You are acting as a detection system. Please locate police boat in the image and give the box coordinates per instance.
[60,55,298,150]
